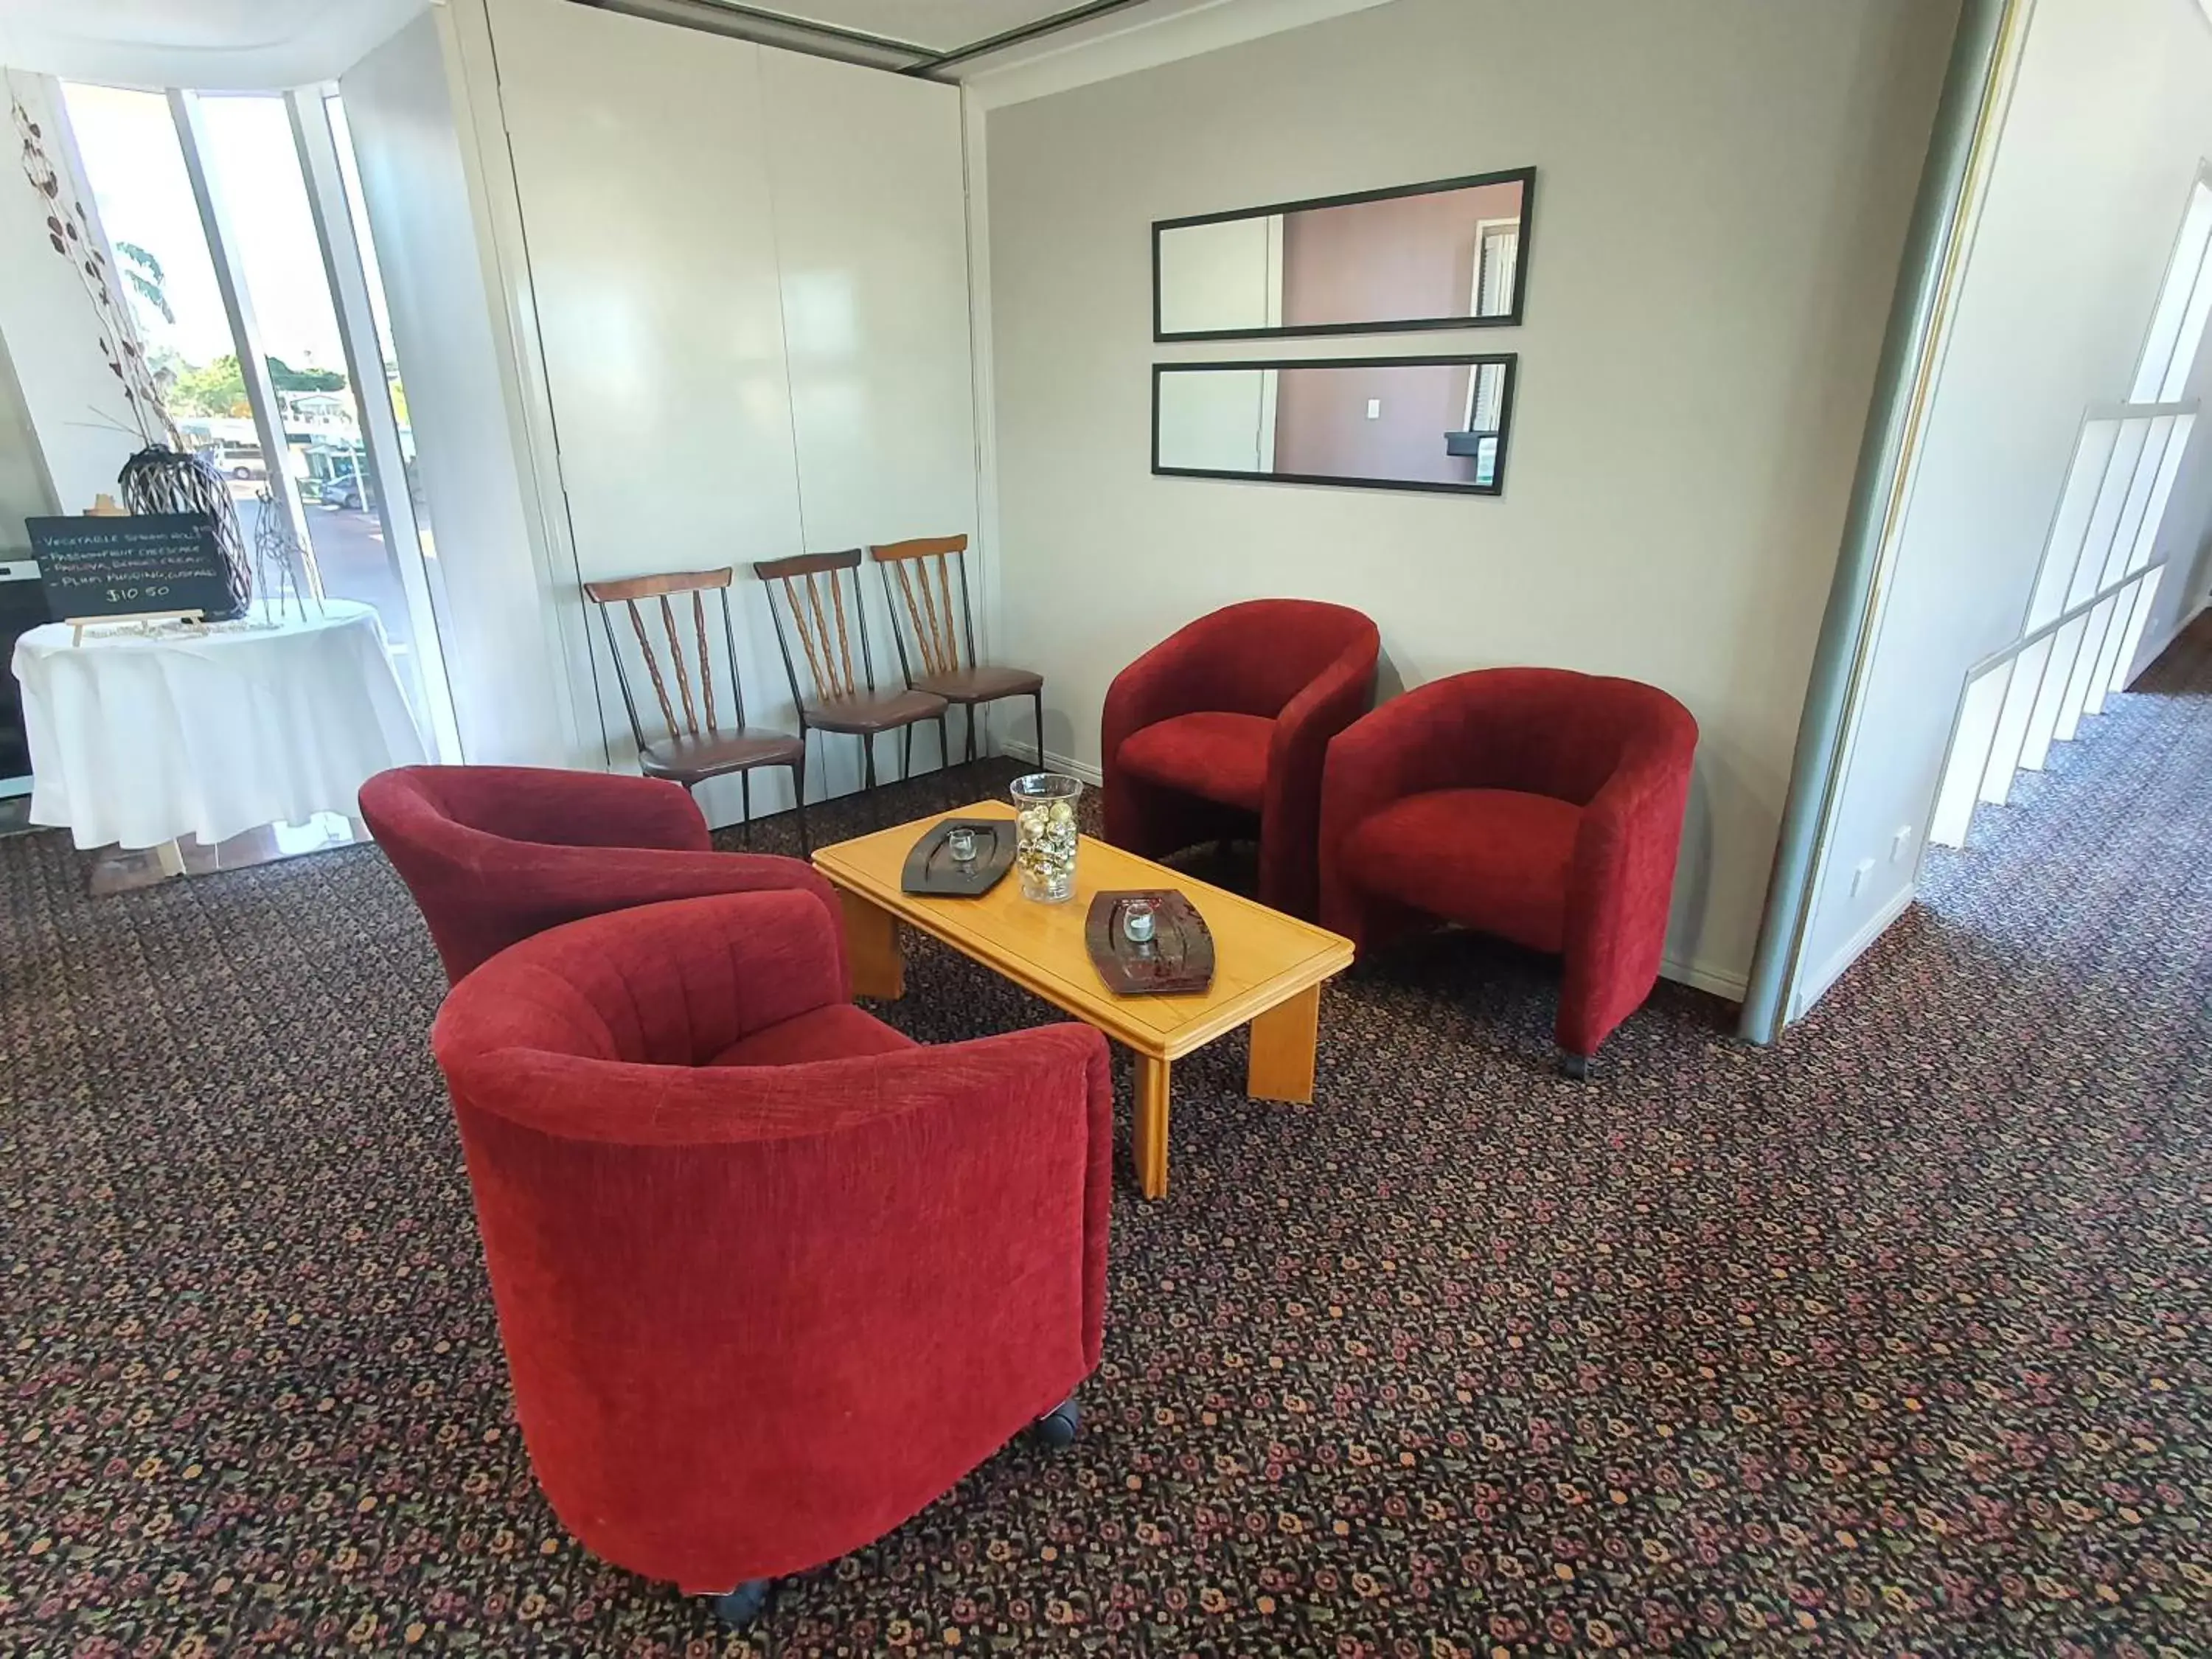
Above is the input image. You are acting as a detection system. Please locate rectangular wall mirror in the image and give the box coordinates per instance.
[1153,355,1516,495]
[1154,168,1534,341]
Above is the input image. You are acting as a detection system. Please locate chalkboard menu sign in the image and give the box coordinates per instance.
[25,513,243,625]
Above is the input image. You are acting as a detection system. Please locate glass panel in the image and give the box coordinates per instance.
[191,94,431,722]
[324,94,437,565]
[1155,357,1515,495]
[1156,170,1534,340]
[58,84,282,568]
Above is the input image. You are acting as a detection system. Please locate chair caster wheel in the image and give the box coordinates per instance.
[1557,1049,1590,1080]
[1034,1397,1081,1448]
[709,1579,773,1629]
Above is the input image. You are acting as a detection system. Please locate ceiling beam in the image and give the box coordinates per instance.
[580,0,930,69]
[900,0,1156,76]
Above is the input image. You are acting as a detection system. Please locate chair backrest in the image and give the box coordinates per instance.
[1178,599,1381,719]
[359,764,712,984]
[581,568,746,751]
[870,535,977,684]
[753,549,877,706]
[1411,669,1698,807]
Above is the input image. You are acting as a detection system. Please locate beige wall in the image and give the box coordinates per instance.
[984,0,1959,993]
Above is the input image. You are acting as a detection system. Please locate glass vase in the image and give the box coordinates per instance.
[1009,772,1082,903]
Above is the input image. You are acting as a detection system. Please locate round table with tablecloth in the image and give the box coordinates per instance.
[10,599,428,850]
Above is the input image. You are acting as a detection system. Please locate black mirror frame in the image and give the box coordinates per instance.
[1150,353,1519,498]
[1152,166,1537,343]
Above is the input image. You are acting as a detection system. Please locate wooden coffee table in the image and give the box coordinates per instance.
[813,801,1354,1199]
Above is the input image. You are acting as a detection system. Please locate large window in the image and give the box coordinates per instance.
[59,85,284,568]
[55,81,458,760]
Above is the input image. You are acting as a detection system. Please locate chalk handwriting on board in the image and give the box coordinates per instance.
[24,514,245,623]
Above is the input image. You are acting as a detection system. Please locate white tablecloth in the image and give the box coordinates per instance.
[10,599,428,849]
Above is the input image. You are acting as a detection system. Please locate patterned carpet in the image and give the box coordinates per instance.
[3,623,2209,1658]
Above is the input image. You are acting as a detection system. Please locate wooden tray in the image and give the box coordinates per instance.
[1085,889,1214,995]
[901,818,1018,896]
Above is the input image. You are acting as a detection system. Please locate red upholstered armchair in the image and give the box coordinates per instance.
[359,763,841,987]
[1319,669,1697,1074]
[431,889,1113,1627]
[1102,599,1380,919]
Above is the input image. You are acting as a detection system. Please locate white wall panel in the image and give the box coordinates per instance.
[481,0,978,817]
[484,0,803,817]
[759,49,977,787]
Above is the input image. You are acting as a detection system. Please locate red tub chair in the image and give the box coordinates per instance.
[1102,599,1380,919]
[1318,669,1697,1074]
[360,763,841,986]
[431,888,1113,1627]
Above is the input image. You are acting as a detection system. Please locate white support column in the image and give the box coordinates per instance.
[1978,638,2045,805]
[2054,594,2118,742]
[286,87,463,763]
[2108,569,2164,695]
[169,88,322,601]
[1930,663,2008,848]
[2020,613,2084,771]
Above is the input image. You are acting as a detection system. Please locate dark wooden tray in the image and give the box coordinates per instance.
[902,818,1018,896]
[1085,889,1215,995]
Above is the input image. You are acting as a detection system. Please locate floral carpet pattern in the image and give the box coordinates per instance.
[3,624,2211,1657]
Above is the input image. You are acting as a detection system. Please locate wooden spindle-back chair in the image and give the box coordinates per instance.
[752,549,950,802]
[582,568,808,847]
[869,535,1043,765]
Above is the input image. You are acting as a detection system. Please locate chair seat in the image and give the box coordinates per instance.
[911,664,1043,703]
[1342,787,1582,953]
[1116,712,1273,813]
[707,1003,917,1068]
[804,688,950,734]
[640,727,806,782]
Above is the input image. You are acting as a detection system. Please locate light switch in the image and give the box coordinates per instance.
[1366,399,1382,420]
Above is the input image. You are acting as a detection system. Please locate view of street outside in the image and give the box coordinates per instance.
[60,82,437,732]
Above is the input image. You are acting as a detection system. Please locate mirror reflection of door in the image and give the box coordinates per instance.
[1155,168,1533,339]
[1472,218,1520,318]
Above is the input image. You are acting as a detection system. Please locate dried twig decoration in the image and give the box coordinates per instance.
[12,88,173,451]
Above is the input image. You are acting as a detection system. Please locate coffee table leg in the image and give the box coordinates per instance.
[1246,984,1321,1103]
[838,889,904,1000]
[1133,1054,1171,1200]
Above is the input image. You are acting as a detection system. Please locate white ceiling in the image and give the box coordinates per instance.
[0,0,428,90]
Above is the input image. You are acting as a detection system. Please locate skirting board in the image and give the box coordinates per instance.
[999,740,1749,1002]
[1789,883,1916,1023]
